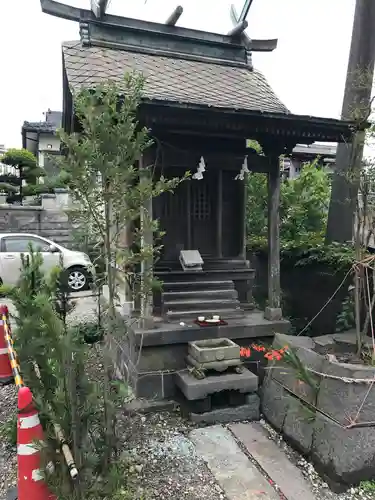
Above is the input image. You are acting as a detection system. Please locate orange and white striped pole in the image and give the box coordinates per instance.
[0,305,13,385]
[17,386,56,500]
[0,305,23,388]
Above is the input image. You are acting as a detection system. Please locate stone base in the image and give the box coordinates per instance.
[264,307,282,321]
[176,367,258,400]
[109,311,288,401]
[189,393,260,424]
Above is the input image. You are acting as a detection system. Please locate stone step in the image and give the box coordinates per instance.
[203,259,251,270]
[163,298,241,312]
[189,425,280,500]
[166,308,244,321]
[162,280,235,292]
[230,422,316,500]
[162,289,238,301]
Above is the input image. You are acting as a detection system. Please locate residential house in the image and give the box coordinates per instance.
[22,110,62,179]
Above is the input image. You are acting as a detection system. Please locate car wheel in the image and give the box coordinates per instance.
[67,267,89,292]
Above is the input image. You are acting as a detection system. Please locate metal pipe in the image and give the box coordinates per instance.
[227,20,248,37]
[165,6,183,26]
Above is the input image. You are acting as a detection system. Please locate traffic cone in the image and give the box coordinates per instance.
[17,386,56,500]
[0,306,12,385]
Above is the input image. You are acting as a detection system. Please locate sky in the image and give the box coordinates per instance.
[0,0,356,148]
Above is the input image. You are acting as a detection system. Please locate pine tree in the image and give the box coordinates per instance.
[0,148,49,204]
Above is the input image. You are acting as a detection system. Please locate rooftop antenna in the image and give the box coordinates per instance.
[165,5,183,26]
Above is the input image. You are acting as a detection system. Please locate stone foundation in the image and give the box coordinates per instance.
[109,311,289,400]
[261,333,375,489]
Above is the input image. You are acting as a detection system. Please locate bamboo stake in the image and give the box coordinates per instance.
[33,361,79,480]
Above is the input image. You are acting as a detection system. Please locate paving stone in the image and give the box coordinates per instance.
[312,412,375,485]
[260,377,290,431]
[175,368,258,400]
[230,422,316,500]
[316,359,375,425]
[190,394,260,424]
[282,395,315,454]
[190,425,280,500]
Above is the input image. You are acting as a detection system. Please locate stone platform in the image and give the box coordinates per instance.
[109,311,289,400]
[175,367,260,423]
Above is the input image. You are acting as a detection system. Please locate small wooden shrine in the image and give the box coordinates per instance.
[41,1,356,399]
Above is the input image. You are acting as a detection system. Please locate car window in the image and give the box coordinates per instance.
[3,237,50,253]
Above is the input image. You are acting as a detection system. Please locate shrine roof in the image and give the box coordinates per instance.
[62,41,289,115]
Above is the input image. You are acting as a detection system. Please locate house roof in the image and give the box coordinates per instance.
[22,111,62,134]
[62,41,290,115]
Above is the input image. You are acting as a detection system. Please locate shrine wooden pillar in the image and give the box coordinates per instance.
[264,157,282,321]
[139,153,154,329]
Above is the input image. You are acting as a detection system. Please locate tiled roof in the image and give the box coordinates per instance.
[62,41,290,115]
[22,121,57,133]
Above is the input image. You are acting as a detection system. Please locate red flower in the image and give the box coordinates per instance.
[240,347,251,358]
[252,344,266,352]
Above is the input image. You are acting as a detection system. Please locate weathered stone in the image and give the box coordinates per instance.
[261,377,290,431]
[313,335,335,353]
[188,338,240,364]
[190,425,279,499]
[270,338,322,404]
[189,394,260,423]
[175,368,258,400]
[331,331,358,353]
[264,306,282,321]
[312,412,375,485]
[317,359,375,425]
[283,396,315,454]
[273,333,315,350]
[230,422,316,500]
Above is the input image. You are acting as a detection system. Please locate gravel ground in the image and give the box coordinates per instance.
[0,384,17,499]
[117,411,226,500]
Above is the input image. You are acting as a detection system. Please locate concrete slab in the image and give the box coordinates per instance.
[190,425,280,500]
[176,367,258,400]
[230,422,316,500]
[190,394,260,424]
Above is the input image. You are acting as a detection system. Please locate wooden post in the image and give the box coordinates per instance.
[187,180,192,249]
[241,171,247,259]
[264,160,282,321]
[139,155,154,329]
[217,169,223,258]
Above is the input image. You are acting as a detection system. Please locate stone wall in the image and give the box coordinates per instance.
[261,333,375,490]
[0,190,74,248]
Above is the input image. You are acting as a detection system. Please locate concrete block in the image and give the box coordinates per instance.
[317,359,375,425]
[190,394,260,424]
[312,412,375,485]
[283,396,315,454]
[175,367,258,400]
[261,377,290,431]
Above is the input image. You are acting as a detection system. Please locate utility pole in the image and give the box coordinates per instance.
[326,0,375,243]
